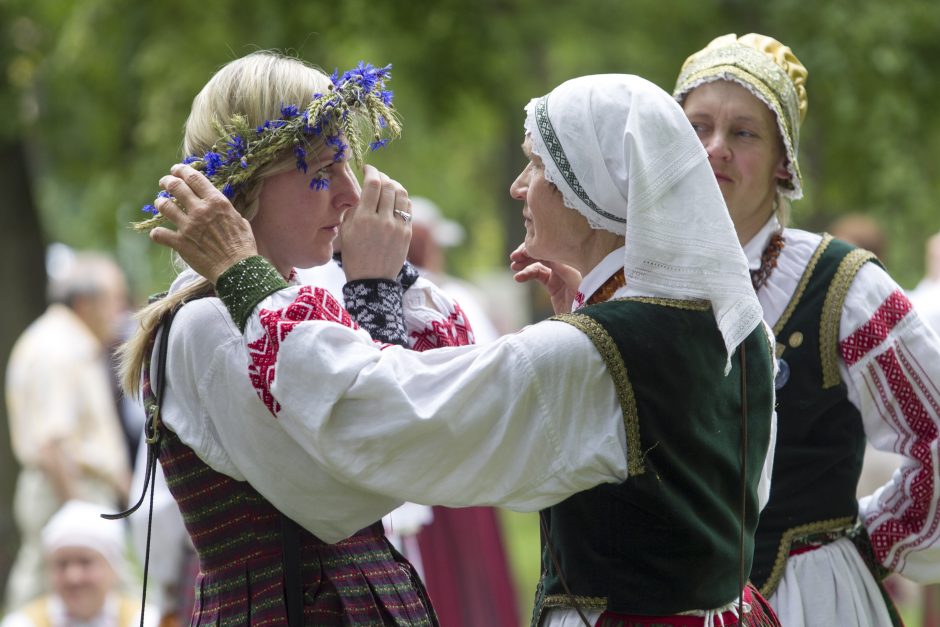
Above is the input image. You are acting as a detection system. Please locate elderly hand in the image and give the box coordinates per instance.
[510,243,582,314]
[149,164,258,284]
[339,165,412,281]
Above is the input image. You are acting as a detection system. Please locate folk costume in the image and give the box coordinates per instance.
[144,268,468,626]
[207,75,780,626]
[127,57,468,627]
[675,34,940,627]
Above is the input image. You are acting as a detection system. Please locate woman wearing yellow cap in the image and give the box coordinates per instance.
[674,34,940,626]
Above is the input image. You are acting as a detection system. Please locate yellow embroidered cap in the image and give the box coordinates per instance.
[673,33,808,200]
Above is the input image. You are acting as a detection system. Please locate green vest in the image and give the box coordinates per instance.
[751,234,881,596]
[532,298,774,623]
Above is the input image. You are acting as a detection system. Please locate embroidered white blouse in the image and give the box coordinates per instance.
[744,216,940,626]
[159,258,776,623]
[159,267,626,544]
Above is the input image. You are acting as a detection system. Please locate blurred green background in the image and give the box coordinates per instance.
[1,0,938,624]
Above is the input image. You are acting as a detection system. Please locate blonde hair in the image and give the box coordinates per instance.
[119,51,332,397]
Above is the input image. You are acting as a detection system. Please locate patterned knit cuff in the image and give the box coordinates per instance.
[343,279,407,346]
[332,253,420,292]
[215,256,288,332]
[398,260,420,290]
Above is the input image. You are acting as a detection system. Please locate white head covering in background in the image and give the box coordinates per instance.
[42,500,127,577]
[409,197,465,248]
[523,74,762,369]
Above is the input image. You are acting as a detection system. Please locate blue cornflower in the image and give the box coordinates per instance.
[225,135,246,165]
[281,104,300,118]
[326,135,347,162]
[380,90,393,106]
[182,155,200,165]
[255,119,287,135]
[310,176,330,191]
[369,138,390,151]
[294,145,308,173]
[143,193,169,215]
[222,183,235,198]
[378,116,387,129]
[330,69,340,86]
[203,151,224,176]
[301,111,321,137]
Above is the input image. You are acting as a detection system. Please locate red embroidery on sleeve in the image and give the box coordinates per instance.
[839,290,913,367]
[247,287,357,416]
[864,347,940,568]
[409,302,475,351]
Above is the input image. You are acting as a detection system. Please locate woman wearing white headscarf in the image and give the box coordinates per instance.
[149,74,779,626]
[0,500,158,627]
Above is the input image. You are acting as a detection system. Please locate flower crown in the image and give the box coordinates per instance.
[136,61,401,231]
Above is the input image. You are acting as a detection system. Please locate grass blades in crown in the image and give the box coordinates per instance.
[136,62,401,231]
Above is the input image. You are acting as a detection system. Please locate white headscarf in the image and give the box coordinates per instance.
[42,500,127,577]
[524,74,762,369]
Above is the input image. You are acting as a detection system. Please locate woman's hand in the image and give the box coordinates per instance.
[150,164,258,283]
[510,243,582,314]
[340,165,412,281]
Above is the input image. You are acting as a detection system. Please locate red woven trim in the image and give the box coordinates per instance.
[840,290,912,367]
[247,286,357,416]
[864,346,940,568]
[596,585,780,627]
[409,302,475,350]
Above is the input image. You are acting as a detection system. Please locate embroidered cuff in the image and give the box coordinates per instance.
[215,256,288,332]
[343,279,407,346]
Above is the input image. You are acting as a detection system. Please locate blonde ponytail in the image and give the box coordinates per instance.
[117,278,214,398]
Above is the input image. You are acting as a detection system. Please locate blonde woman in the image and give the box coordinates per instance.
[119,52,476,626]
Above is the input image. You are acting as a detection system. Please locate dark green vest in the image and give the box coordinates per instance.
[532,298,774,623]
[751,234,880,596]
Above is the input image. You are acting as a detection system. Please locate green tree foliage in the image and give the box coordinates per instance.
[7,0,938,292]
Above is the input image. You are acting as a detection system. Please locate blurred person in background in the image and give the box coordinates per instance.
[909,232,940,334]
[407,197,499,343]
[908,231,940,626]
[4,249,131,612]
[828,213,888,261]
[674,33,940,626]
[396,196,518,627]
[0,500,156,627]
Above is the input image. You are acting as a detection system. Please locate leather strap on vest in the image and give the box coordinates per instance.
[539,512,592,626]
[281,514,303,626]
[102,302,182,627]
[738,343,748,621]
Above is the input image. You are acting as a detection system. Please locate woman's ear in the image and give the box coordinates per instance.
[774,154,791,186]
